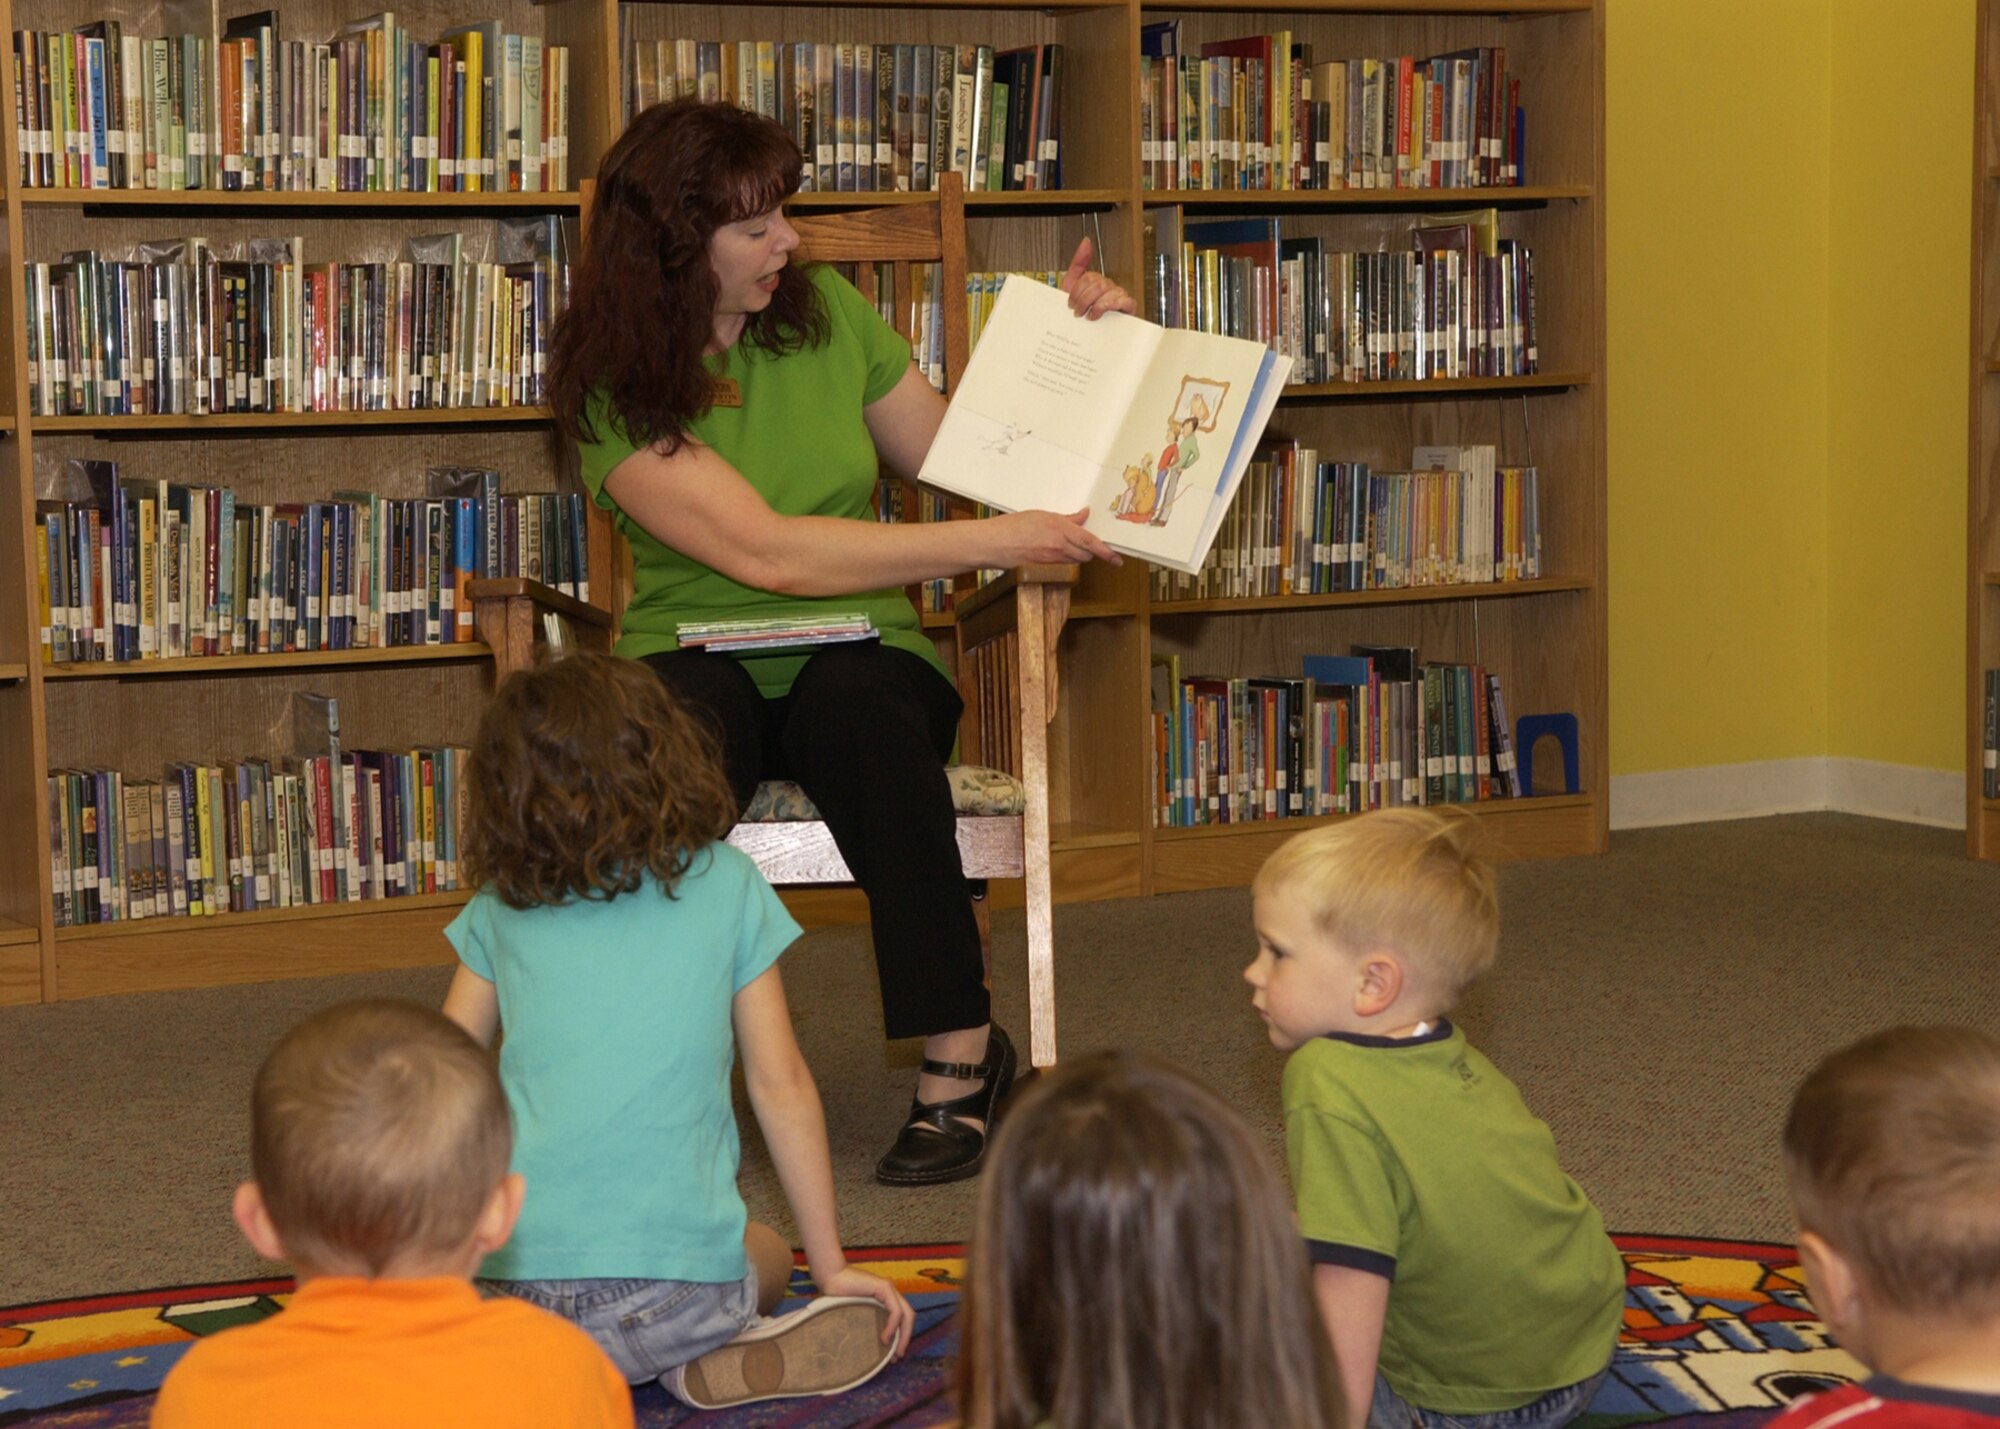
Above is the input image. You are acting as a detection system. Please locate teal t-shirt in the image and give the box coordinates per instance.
[1283,1023,1625,1414]
[444,844,802,1283]
[577,265,949,698]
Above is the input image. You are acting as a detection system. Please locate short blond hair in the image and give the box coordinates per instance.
[251,999,512,1276]
[1251,807,1498,1007]
[1783,1025,2000,1319]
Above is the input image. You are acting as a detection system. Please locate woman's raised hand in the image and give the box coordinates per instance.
[982,508,1123,567]
[1060,238,1139,320]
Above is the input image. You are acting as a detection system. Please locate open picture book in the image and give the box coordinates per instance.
[917,275,1292,574]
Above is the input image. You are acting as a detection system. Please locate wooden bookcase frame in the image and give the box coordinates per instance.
[0,0,1607,1003]
[1972,0,2000,856]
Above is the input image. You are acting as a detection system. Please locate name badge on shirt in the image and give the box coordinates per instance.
[711,377,743,408]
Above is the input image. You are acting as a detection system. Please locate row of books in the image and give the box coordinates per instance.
[24,219,569,417]
[1140,25,1523,192]
[1148,208,1539,384]
[1149,648,1522,829]
[1984,669,2000,798]
[34,460,588,665]
[48,743,468,926]
[620,32,1066,194]
[14,14,570,192]
[1152,444,1543,602]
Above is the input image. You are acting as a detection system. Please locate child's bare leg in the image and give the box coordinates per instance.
[745,1222,793,1315]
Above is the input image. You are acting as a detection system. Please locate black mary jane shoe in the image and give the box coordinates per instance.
[874,1024,1018,1186]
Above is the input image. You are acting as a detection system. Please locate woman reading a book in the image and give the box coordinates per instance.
[548,98,1135,1187]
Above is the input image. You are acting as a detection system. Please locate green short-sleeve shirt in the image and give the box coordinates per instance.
[577,265,949,699]
[1283,1024,1625,1415]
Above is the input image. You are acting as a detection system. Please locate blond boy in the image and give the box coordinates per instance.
[1773,1026,2000,1429]
[152,999,632,1429]
[1244,808,1624,1429]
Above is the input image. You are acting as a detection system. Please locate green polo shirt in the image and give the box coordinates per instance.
[1283,1022,1625,1414]
[577,265,948,698]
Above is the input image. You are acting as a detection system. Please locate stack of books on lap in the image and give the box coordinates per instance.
[677,613,877,654]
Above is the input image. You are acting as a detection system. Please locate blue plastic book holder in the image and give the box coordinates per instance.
[1514,713,1580,796]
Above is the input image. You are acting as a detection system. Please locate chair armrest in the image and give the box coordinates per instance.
[953,564,1077,655]
[953,565,1076,732]
[468,578,614,679]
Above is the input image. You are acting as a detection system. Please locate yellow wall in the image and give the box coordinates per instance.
[1607,0,1972,776]
[1825,0,1973,770]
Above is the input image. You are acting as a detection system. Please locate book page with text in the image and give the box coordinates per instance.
[918,276,1158,516]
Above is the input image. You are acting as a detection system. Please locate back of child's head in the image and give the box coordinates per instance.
[1783,1024,2000,1320]
[463,651,737,908]
[251,999,510,1276]
[959,1051,1340,1429]
[1253,806,1498,1006]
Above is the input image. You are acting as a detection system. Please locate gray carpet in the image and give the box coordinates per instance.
[5,812,1998,1307]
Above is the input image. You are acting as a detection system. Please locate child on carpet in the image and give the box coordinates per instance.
[956,1050,1342,1429]
[1770,1025,2000,1429]
[150,998,633,1429]
[1244,807,1625,1429]
[441,652,912,1412]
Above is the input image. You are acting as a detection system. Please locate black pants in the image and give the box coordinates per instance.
[643,642,987,1041]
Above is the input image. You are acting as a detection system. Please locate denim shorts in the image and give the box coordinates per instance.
[485,1271,760,1386]
[1367,1361,1612,1429]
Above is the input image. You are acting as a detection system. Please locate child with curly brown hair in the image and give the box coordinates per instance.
[440,652,912,1413]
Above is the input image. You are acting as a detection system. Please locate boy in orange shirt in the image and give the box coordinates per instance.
[151,998,632,1429]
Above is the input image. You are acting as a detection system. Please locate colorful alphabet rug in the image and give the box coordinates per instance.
[0,1235,1862,1428]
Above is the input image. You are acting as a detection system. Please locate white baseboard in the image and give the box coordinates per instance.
[1610,758,1965,831]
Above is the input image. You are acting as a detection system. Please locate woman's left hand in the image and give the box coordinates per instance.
[1061,237,1139,320]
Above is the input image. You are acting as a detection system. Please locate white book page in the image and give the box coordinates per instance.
[919,276,1157,516]
[1113,327,1289,571]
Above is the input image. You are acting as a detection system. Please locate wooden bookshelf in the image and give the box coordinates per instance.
[43,645,495,679]
[19,190,584,209]
[29,410,555,433]
[0,0,1607,1000]
[1974,0,2000,855]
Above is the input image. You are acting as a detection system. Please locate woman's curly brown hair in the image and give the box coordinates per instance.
[463,653,738,909]
[548,97,830,455]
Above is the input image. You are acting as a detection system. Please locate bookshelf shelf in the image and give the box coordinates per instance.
[0,917,36,947]
[19,190,585,211]
[1279,373,1590,402]
[1150,576,1592,617]
[1145,185,1590,209]
[1154,792,1589,844]
[0,664,26,683]
[1050,823,1142,849]
[1148,796,1598,895]
[1141,0,1587,12]
[54,889,471,943]
[52,895,467,999]
[42,646,495,680]
[29,410,554,434]
[792,190,1128,211]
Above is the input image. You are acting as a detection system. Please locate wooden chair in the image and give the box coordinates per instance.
[471,172,1074,1068]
